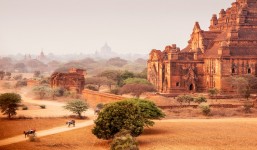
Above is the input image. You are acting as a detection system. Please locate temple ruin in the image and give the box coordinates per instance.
[50,68,86,93]
[148,0,257,93]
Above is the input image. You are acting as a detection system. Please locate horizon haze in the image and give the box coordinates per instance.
[0,0,234,55]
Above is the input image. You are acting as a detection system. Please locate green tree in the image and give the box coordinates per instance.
[92,99,165,140]
[92,100,145,140]
[0,93,22,119]
[119,70,135,86]
[63,99,89,118]
[130,98,165,126]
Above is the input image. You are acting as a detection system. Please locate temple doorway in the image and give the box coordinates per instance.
[189,84,194,91]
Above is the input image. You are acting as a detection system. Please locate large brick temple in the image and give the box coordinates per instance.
[148,0,257,93]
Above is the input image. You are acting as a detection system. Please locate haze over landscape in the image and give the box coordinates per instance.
[0,0,233,56]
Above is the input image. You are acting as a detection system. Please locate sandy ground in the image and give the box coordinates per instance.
[0,120,94,147]
[1,118,257,150]
[0,96,94,118]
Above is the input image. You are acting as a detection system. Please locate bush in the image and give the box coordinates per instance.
[13,74,23,80]
[15,80,27,88]
[177,95,194,106]
[110,129,138,150]
[39,105,46,109]
[85,85,98,91]
[199,103,211,116]
[110,88,119,95]
[243,101,253,113]
[22,106,28,110]
[194,96,207,104]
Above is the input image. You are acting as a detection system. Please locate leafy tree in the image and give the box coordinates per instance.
[119,71,135,86]
[92,99,165,140]
[110,129,138,150]
[92,100,145,140]
[224,75,257,100]
[194,96,207,104]
[208,88,219,101]
[0,93,22,119]
[119,83,156,98]
[63,99,89,118]
[97,70,121,82]
[33,85,51,99]
[123,78,151,85]
[130,98,165,126]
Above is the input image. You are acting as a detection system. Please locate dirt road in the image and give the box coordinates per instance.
[0,120,94,147]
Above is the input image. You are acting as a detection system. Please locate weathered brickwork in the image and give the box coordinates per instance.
[148,0,257,93]
[50,68,85,93]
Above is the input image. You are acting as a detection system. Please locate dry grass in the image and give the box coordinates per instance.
[164,107,257,119]
[1,119,257,150]
[0,118,81,140]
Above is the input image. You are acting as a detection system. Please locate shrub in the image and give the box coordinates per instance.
[243,101,253,113]
[110,88,119,95]
[15,80,27,88]
[177,95,194,106]
[13,74,23,80]
[39,105,46,109]
[110,129,138,150]
[22,106,28,110]
[194,96,207,104]
[85,85,98,91]
[199,103,211,116]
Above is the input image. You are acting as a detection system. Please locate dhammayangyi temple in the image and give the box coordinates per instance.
[148,0,257,93]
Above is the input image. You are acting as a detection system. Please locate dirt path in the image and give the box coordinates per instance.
[0,120,94,147]
[0,96,95,118]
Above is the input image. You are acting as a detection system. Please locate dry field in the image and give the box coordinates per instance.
[0,118,77,140]
[1,118,257,150]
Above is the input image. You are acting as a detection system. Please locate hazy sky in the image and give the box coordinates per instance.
[0,0,234,55]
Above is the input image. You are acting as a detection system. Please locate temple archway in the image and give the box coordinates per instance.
[189,84,194,91]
